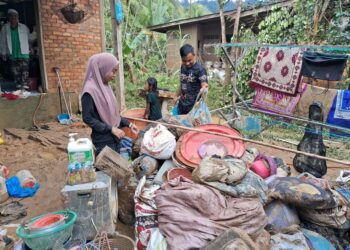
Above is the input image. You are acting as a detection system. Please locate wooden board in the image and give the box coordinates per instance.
[95,146,132,180]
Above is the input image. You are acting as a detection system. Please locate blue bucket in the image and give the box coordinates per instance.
[57,113,71,125]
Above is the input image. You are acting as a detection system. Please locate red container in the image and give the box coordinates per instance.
[30,214,65,229]
[121,108,148,140]
[177,124,246,169]
[167,168,192,181]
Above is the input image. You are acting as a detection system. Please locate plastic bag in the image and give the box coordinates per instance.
[190,93,212,126]
[6,176,40,198]
[171,93,212,127]
[141,124,176,159]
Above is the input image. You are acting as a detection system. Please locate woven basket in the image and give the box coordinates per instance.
[85,232,136,250]
[60,3,85,24]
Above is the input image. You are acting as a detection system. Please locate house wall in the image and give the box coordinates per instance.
[0,93,79,129]
[165,19,236,70]
[166,24,198,70]
[39,0,104,93]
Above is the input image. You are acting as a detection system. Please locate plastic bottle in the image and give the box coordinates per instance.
[67,133,94,165]
[67,133,95,185]
[16,170,37,188]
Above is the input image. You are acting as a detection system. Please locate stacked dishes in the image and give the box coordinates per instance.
[174,124,246,170]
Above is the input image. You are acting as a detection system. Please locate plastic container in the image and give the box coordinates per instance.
[121,108,148,139]
[67,133,94,165]
[302,229,336,250]
[67,133,95,185]
[0,176,8,203]
[16,210,77,250]
[16,170,37,188]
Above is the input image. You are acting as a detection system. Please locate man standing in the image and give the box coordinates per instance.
[175,44,209,115]
[1,9,30,90]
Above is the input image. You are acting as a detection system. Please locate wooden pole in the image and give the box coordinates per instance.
[109,0,126,110]
[125,117,350,166]
[231,0,242,116]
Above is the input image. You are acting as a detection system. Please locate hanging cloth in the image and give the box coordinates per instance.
[301,52,348,81]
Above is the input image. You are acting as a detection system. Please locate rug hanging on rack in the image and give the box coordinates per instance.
[326,91,350,137]
[252,83,306,115]
[249,47,304,95]
[334,90,350,120]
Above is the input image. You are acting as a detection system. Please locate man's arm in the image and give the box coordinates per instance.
[199,66,209,93]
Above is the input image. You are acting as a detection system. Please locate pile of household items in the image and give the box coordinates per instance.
[107,111,350,250]
[7,46,350,250]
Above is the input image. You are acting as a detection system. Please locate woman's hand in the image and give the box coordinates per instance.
[130,123,139,135]
[111,126,125,139]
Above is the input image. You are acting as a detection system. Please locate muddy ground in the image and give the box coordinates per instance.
[0,121,342,243]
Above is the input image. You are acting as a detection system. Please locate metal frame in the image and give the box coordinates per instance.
[220,44,350,134]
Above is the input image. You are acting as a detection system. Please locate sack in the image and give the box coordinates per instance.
[270,226,310,250]
[192,156,247,184]
[141,124,176,160]
[265,201,300,232]
[171,93,212,127]
[201,227,259,250]
[193,156,268,204]
[298,205,348,229]
[301,52,348,81]
[134,176,163,250]
[267,177,338,209]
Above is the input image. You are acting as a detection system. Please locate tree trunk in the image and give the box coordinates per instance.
[219,3,226,44]
[127,63,137,84]
[219,1,230,86]
[231,0,243,115]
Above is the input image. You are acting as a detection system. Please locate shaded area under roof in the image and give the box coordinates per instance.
[149,0,293,33]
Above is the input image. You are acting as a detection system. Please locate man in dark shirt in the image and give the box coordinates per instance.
[175,44,209,115]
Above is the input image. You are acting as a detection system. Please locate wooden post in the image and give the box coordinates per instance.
[109,0,126,110]
[231,0,242,116]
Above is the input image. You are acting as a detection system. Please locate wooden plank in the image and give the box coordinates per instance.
[95,146,132,180]
[3,128,28,140]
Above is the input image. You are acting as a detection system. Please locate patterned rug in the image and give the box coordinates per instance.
[252,83,306,115]
[335,90,350,120]
[249,47,304,95]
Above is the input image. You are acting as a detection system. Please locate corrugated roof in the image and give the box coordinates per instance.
[148,0,294,33]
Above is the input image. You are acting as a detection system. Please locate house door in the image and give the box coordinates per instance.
[0,0,44,93]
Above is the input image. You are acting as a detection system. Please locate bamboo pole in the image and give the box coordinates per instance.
[125,117,350,167]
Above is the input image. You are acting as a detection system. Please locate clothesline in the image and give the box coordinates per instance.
[204,43,350,52]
